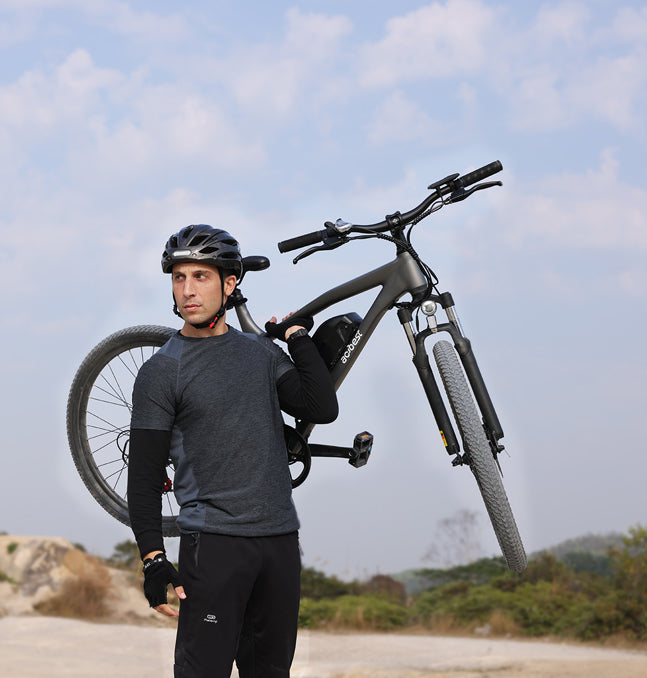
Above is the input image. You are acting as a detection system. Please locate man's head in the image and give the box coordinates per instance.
[171,262,237,331]
[162,225,243,332]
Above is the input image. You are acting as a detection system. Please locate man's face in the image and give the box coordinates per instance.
[172,261,230,326]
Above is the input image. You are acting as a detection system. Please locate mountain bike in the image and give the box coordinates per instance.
[66,160,527,572]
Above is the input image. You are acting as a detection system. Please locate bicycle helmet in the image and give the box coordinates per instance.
[163,224,243,329]
[162,224,243,278]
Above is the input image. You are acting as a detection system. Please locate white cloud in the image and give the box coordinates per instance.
[498,149,647,251]
[0,49,123,140]
[85,87,266,177]
[616,268,647,297]
[357,0,498,88]
[611,5,647,43]
[0,0,189,42]
[366,90,444,146]
[283,7,353,60]
[568,54,646,132]
[533,1,591,47]
[221,7,352,118]
[0,48,266,185]
[501,2,647,133]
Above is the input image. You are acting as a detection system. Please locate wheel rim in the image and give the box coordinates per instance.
[80,340,180,528]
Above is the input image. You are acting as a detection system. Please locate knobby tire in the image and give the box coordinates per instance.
[66,325,180,537]
[433,340,527,572]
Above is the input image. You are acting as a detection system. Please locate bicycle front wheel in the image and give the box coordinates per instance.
[66,325,180,537]
[433,340,527,572]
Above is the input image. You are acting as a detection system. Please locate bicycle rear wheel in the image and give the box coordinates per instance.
[433,340,527,572]
[66,325,180,537]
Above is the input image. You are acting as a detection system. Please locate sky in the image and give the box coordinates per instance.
[1,0,646,579]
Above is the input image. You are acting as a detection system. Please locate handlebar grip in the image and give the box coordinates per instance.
[278,229,326,253]
[459,160,503,188]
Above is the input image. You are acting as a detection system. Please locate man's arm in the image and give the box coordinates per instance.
[127,428,185,617]
[127,428,171,558]
[277,334,338,423]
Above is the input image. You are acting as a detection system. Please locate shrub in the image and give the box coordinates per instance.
[359,574,406,604]
[300,566,358,600]
[107,540,141,570]
[299,598,337,628]
[299,595,407,630]
[35,569,111,620]
[6,542,18,555]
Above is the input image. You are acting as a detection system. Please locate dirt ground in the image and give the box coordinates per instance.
[2,617,647,678]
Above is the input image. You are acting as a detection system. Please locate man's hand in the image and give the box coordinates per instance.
[142,552,186,618]
[265,313,313,341]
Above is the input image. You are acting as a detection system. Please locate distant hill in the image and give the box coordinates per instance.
[542,532,624,559]
[393,531,626,595]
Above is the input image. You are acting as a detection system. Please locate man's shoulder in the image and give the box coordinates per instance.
[135,333,182,382]
[231,328,285,356]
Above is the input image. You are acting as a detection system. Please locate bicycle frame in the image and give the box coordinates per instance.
[232,249,504,474]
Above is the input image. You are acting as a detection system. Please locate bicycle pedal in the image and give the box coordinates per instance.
[349,431,373,468]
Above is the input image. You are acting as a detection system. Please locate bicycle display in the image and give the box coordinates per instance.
[67,160,527,572]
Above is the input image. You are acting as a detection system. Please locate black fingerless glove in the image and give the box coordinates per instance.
[265,315,314,341]
[142,553,182,608]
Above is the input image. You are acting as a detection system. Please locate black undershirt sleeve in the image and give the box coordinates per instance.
[277,335,338,423]
[127,428,171,558]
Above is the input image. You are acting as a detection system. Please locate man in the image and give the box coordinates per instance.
[127,224,338,677]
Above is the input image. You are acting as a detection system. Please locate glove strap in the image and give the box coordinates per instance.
[143,553,167,572]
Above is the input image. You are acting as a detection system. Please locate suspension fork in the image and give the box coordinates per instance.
[432,292,504,443]
[441,323,504,443]
[398,307,462,458]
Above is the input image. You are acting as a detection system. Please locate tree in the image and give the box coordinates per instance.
[107,540,141,569]
[423,509,485,568]
[610,523,647,592]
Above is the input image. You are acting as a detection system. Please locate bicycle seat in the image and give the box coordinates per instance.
[242,255,270,272]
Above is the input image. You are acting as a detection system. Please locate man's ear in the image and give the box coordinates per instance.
[223,274,237,296]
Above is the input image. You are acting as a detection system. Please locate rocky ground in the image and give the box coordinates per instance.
[1,535,647,677]
[0,534,161,624]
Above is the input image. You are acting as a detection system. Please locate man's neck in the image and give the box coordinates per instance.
[180,317,229,338]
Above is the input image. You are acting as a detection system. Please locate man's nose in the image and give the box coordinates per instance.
[182,279,196,297]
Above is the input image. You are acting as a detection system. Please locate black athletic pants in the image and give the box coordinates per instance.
[174,531,301,678]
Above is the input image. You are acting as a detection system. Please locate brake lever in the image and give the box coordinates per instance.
[448,180,502,203]
[292,237,347,264]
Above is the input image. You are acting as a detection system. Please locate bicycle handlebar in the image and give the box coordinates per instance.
[278,228,329,254]
[458,160,502,188]
[277,160,503,253]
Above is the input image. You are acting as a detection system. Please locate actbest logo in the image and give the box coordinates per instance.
[340,330,362,364]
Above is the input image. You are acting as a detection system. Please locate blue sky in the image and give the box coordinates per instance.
[1,0,646,577]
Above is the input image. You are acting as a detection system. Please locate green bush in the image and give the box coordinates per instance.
[300,566,359,600]
[298,525,647,642]
[299,595,407,630]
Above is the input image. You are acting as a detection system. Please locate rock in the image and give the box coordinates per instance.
[0,535,162,623]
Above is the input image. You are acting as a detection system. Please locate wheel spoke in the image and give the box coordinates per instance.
[68,326,179,536]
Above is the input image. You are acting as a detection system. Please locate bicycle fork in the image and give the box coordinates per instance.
[398,298,505,466]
